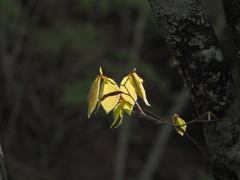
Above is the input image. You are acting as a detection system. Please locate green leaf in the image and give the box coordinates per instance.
[120,100,133,115]
[87,76,102,118]
[110,100,133,128]
[111,102,124,128]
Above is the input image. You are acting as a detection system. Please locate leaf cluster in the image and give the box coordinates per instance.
[87,67,219,137]
[87,67,150,128]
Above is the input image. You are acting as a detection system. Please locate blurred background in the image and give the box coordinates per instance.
[0,0,238,180]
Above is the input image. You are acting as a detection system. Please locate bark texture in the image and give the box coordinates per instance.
[147,0,240,179]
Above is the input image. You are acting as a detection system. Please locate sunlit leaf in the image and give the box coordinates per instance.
[120,99,134,115]
[120,76,137,109]
[129,68,151,106]
[172,114,187,136]
[111,99,133,128]
[99,78,120,114]
[87,67,109,117]
[111,102,124,128]
[87,76,101,118]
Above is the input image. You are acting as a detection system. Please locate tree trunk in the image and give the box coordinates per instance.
[147,0,240,179]
[0,141,8,180]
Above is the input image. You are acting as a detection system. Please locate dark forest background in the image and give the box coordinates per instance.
[0,0,238,180]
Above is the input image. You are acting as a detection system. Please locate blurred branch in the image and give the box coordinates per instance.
[114,3,149,180]
[138,87,190,180]
[2,0,63,172]
[1,0,39,150]
[3,81,24,150]
[0,140,8,180]
[11,0,36,63]
[27,82,65,168]
[0,0,36,97]
[114,118,131,180]
[128,3,149,67]
[221,0,240,72]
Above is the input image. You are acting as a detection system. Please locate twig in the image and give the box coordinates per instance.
[134,108,209,158]
[132,110,171,126]
[134,107,223,158]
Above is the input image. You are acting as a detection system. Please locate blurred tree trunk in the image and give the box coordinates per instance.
[0,141,8,180]
[147,0,240,179]
[222,0,240,72]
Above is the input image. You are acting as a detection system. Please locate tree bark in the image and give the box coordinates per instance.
[147,0,240,179]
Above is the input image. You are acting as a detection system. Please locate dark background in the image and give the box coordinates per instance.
[0,0,237,180]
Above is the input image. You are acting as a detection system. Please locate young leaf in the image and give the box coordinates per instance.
[207,111,217,121]
[99,78,120,114]
[120,99,134,115]
[111,99,133,128]
[87,67,106,118]
[87,76,101,118]
[111,102,124,128]
[129,68,151,106]
[120,76,137,109]
[172,114,187,136]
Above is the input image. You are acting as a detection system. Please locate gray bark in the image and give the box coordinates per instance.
[147,0,240,179]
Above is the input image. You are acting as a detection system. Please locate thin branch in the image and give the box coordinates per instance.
[132,110,171,125]
[135,109,223,128]
[133,101,225,160]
